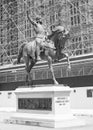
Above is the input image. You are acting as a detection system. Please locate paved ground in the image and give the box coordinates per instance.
[0,111,93,130]
[0,122,93,130]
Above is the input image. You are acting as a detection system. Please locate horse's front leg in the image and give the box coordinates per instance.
[64,53,71,71]
[47,56,59,85]
[25,67,33,87]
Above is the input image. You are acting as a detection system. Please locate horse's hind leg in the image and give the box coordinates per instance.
[24,55,30,86]
[28,59,36,86]
[47,56,59,85]
[25,58,36,87]
[17,53,22,64]
[17,45,24,64]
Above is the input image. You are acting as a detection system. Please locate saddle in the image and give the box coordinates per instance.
[42,39,56,50]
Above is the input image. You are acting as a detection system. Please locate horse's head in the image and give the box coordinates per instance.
[47,26,70,60]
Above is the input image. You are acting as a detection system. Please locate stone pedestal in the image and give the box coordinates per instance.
[11,84,85,128]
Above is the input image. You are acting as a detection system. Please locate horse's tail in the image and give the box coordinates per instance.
[17,43,25,64]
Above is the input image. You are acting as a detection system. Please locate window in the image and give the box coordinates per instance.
[80,0,89,25]
[8,92,12,99]
[50,15,55,25]
[87,89,93,98]
[69,35,82,56]
[71,17,73,25]
[70,1,80,26]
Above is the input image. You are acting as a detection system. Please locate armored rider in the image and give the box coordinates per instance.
[27,11,46,61]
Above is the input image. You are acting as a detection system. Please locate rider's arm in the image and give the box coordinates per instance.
[27,11,37,27]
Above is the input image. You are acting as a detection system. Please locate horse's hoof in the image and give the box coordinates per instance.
[54,81,59,85]
[67,65,71,71]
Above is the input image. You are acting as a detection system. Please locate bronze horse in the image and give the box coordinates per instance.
[17,27,71,86]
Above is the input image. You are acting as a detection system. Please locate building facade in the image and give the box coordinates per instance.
[0,0,93,64]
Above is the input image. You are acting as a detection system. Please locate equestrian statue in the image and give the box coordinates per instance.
[16,11,71,86]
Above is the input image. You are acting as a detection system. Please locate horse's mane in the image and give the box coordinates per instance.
[47,28,70,60]
[48,29,69,48]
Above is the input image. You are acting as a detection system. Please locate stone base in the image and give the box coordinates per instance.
[11,85,85,128]
[11,113,85,128]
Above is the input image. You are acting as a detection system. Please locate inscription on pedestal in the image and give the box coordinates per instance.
[18,98,52,111]
[55,97,69,106]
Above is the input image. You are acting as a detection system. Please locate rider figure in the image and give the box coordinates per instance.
[27,11,46,60]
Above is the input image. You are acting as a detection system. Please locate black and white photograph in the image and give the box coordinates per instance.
[0,0,93,130]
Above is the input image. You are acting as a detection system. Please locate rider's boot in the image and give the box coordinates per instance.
[36,46,41,61]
